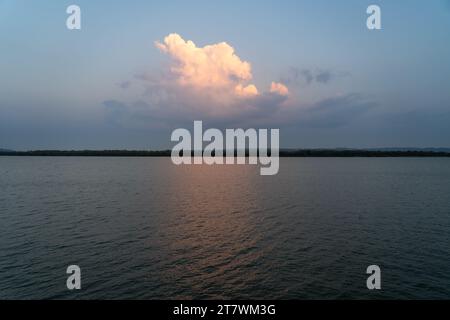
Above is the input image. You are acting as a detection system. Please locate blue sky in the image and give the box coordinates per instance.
[1,0,450,149]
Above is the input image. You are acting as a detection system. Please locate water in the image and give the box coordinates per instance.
[0,157,449,299]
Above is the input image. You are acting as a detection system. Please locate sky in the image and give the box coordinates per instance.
[1,0,450,150]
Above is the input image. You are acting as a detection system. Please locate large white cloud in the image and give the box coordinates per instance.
[107,34,291,124]
[155,33,287,100]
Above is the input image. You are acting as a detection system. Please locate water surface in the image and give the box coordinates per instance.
[0,157,449,299]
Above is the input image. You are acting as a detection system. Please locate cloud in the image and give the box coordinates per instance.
[154,33,288,103]
[315,70,333,84]
[281,67,313,85]
[281,67,350,86]
[104,33,290,122]
[155,33,255,93]
[235,84,259,97]
[270,82,289,96]
[104,34,372,130]
[300,69,314,85]
[117,81,131,89]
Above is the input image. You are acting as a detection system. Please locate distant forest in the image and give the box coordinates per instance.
[1,149,450,157]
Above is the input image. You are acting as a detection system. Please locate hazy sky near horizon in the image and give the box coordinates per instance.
[1,0,450,150]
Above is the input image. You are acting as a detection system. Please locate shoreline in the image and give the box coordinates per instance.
[1,150,450,157]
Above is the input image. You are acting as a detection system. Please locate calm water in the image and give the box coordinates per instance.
[0,157,449,299]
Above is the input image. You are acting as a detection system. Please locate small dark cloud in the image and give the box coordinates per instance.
[281,67,350,86]
[315,70,332,84]
[134,73,152,81]
[280,67,311,86]
[301,69,314,85]
[134,70,175,83]
[117,81,131,89]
